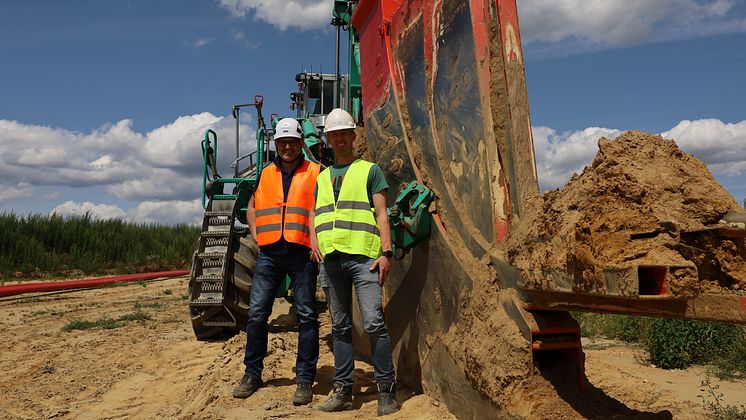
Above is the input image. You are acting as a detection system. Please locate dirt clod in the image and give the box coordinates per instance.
[507,131,745,297]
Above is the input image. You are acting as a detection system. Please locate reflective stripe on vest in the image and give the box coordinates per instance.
[253,160,320,247]
[313,159,381,259]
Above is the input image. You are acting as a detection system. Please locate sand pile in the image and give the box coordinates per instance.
[507,131,745,297]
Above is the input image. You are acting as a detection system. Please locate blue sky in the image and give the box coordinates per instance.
[1,0,745,223]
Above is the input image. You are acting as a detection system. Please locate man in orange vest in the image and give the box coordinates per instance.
[233,118,321,406]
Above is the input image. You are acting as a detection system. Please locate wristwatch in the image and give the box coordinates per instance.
[382,250,394,258]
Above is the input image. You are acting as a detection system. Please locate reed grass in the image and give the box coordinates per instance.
[0,212,200,280]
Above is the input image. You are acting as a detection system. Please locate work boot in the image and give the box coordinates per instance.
[293,382,313,405]
[376,382,398,417]
[232,374,262,399]
[314,383,353,412]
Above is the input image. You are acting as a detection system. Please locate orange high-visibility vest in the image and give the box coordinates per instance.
[254,160,320,247]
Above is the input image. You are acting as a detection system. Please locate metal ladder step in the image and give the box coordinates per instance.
[208,217,232,226]
[200,259,224,269]
[204,211,232,217]
[198,252,226,259]
[190,298,223,307]
[196,274,223,282]
[203,239,229,249]
[201,231,231,238]
[198,282,224,293]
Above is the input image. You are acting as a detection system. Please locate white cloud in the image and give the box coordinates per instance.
[128,199,204,225]
[534,118,746,192]
[188,38,213,48]
[0,111,259,224]
[141,112,223,170]
[216,0,332,31]
[212,0,746,51]
[90,155,113,169]
[662,119,746,169]
[48,199,202,225]
[51,200,127,220]
[230,28,262,49]
[519,0,746,54]
[0,113,256,200]
[0,183,33,203]
[533,126,623,190]
[231,28,246,40]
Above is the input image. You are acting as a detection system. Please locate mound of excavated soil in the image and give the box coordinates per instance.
[508,131,745,297]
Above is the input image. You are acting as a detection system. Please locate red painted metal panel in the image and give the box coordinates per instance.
[352,0,405,28]
[531,342,581,351]
[353,1,390,117]
[472,0,511,241]
[357,0,536,246]
[0,270,189,298]
[495,0,524,64]
[388,0,421,96]
[351,0,377,29]
[381,0,405,20]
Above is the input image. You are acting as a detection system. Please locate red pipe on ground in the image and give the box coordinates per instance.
[0,270,190,298]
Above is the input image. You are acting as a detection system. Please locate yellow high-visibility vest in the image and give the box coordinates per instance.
[314,160,381,259]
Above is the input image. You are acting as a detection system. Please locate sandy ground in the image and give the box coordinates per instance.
[0,276,743,419]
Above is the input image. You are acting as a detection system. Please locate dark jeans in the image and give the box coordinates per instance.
[243,249,319,384]
[321,253,395,386]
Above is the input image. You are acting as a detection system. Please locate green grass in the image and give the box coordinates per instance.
[62,310,152,331]
[574,312,647,342]
[62,318,124,331]
[645,318,740,370]
[134,301,162,309]
[162,289,173,295]
[701,377,746,419]
[0,211,200,280]
[118,311,152,322]
[573,312,746,378]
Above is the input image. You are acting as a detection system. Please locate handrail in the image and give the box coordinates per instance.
[201,129,218,209]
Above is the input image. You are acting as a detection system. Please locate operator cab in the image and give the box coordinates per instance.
[291,72,348,131]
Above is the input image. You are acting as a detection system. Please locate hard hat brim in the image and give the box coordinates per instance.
[323,125,356,133]
[274,135,302,141]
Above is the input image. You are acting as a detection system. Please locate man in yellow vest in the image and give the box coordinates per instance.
[310,109,398,417]
[233,118,320,406]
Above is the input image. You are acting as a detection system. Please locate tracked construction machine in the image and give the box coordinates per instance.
[189,0,746,417]
[187,86,336,339]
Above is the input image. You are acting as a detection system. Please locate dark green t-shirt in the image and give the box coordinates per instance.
[314,162,389,205]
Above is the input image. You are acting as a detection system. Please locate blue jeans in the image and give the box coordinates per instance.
[243,249,319,384]
[321,253,395,386]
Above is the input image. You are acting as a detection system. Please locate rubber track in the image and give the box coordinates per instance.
[0,270,190,298]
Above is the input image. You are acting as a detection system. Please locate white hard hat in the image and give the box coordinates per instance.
[274,118,302,140]
[324,108,356,133]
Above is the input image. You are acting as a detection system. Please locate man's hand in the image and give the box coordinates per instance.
[370,255,392,287]
[308,200,322,263]
[310,237,323,263]
[371,192,392,287]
